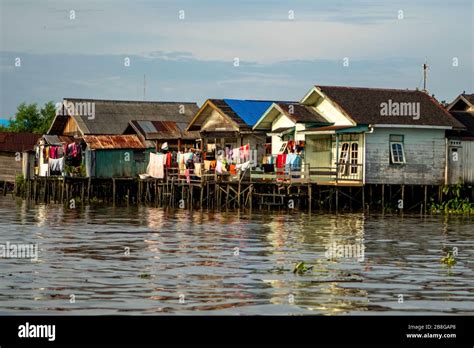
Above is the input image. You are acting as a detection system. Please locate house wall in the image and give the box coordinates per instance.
[271,114,295,154]
[461,140,474,183]
[201,109,236,132]
[91,149,153,178]
[63,116,81,136]
[0,152,22,182]
[311,98,353,126]
[37,144,49,177]
[365,128,446,185]
[305,135,332,168]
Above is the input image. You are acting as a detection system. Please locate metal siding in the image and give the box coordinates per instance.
[93,149,152,178]
[365,128,446,185]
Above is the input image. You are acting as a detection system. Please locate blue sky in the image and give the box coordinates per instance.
[0,0,473,118]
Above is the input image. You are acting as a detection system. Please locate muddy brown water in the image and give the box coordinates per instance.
[0,196,473,315]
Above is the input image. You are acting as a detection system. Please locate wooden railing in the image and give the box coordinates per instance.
[250,163,364,184]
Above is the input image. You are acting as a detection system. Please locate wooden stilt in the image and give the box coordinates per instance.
[381,184,385,214]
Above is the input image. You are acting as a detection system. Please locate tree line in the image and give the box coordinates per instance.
[0,101,56,134]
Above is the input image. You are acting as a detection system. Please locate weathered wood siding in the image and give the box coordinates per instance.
[201,109,236,132]
[461,140,474,183]
[365,128,446,185]
[0,152,22,182]
[62,116,81,136]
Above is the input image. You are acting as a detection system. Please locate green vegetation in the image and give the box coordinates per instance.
[430,184,474,215]
[441,252,456,267]
[15,174,26,195]
[293,262,313,274]
[0,102,56,134]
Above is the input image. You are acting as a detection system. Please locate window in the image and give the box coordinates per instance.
[350,143,358,174]
[279,141,287,154]
[389,135,405,164]
[338,142,350,174]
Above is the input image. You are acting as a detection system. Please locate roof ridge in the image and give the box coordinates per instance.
[64,98,197,104]
[316,85,422,93]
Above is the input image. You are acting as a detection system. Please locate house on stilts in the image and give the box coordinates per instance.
[38,98,199,178]
[445,92,474,185]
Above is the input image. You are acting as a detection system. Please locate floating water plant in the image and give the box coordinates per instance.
[293,262,313,274]
[138,273,151,279]
[441,252,456,267]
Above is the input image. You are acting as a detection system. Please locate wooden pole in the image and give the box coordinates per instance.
[381,184,385,214]
[401,184,404,214]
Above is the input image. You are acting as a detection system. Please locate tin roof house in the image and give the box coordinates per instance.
[0,132,41,183]
[186,99,294,163]
[42,98,199,178]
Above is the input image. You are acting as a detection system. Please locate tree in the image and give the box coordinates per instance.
[6,101,56,134]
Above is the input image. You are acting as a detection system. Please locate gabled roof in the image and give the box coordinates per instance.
[187,99,295,131]
[83,135,149,150]
[48,98,199,136]
[463,94,474,104]
[303,85,465,129]
[448,111,474,139]
[253,102,329,130]
[447,93,474,111]
[0,132,41,152]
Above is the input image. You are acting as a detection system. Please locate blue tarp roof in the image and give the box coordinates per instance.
[223,99,276,126]
[0,119,10,127]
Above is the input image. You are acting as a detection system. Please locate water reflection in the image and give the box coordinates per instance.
[0,196,473,315]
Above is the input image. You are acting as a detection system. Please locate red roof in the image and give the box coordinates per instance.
[0,132,41,153]
[83,135,148,150]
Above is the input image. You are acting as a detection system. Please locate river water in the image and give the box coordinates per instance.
[0,196,473,315]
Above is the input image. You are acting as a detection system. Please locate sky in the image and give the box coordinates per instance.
[0,0,473,118]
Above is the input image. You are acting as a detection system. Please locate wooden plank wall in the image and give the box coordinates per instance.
[365,128,446,185]
[0,152,22,182]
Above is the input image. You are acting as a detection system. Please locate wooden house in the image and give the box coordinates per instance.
[42,98,199,178]
[186,99,294,163]
[257,85,464,186]
[82,135,154,178]
[36,135,76,177]
[253,102,330,155]
[446,93,474,184]
[0,132,41,183]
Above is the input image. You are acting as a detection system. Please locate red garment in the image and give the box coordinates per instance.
[165,152,172,167]
[276,154,287,168]
[49,146,56,159]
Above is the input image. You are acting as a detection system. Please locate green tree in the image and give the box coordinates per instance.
[6,101,56,134]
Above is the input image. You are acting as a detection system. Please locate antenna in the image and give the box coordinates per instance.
[422,61,428,92]
[143,74,146,101]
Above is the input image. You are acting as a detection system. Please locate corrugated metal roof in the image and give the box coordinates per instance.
[83,135,149,150]
[48,99,199,136]
[0,132,41,152]
[129,120,198,140]
[42,134,75,145]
